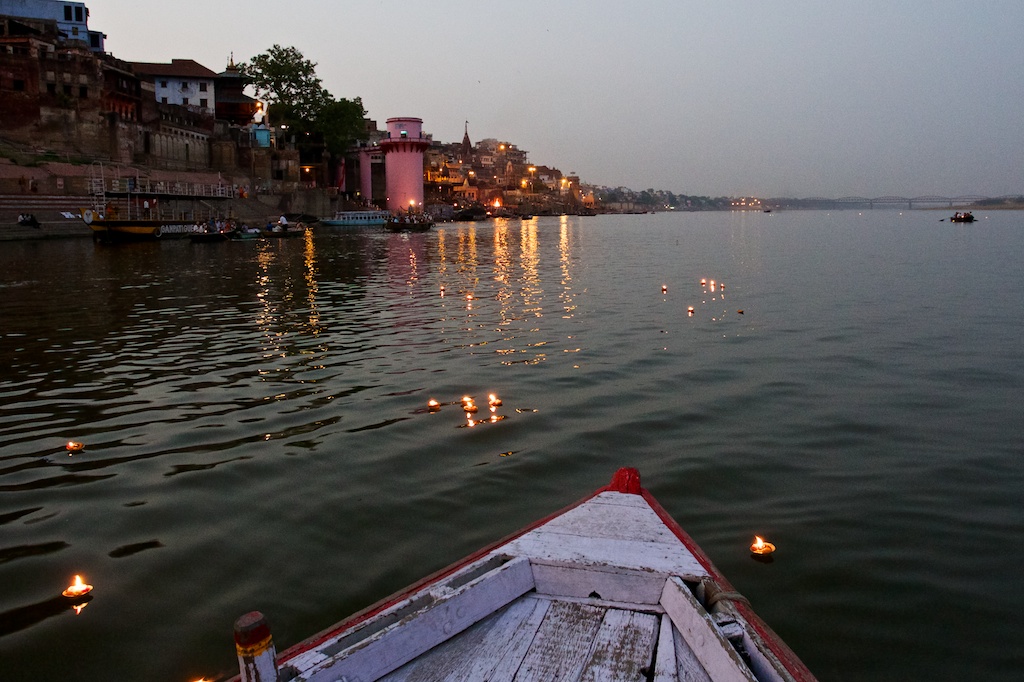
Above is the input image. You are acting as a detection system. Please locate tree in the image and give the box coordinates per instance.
[318,97,367,156]
[242,45,367,154]
[241,44,331,127]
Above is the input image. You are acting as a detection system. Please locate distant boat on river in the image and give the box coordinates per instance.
[949,212,976,223]
[320,210,391,229]
[386,214,434,232]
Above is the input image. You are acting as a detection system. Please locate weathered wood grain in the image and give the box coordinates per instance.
[578,608,659,681]
[660,577,757,682]
[381,596,550,682]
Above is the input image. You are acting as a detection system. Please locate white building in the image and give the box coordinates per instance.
[0,0,105,51]
[130,59,217,116]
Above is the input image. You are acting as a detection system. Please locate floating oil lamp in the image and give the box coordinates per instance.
[427,399,441,412]
[464,402,479,414]
[66,441,84,453]
[662,284,668,294]
[488,394,503,407]
[62,574,93,598]
[750,536,776,555]
[709,280,716,292]
[687,306,695,317]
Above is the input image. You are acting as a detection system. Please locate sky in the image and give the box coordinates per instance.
[82,0,1024,198]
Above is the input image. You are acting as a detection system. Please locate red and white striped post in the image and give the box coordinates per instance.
[234,611,278,682]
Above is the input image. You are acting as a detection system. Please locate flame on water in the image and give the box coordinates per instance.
[752,536,766,550]
[63,574,93,598]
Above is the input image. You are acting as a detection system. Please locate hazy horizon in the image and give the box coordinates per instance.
[81,0,1024,198]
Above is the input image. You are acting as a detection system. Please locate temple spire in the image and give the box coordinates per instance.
[461,121,472,160]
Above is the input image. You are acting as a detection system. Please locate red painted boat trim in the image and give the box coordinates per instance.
[268,468,816,682]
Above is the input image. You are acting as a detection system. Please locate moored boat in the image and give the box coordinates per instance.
[231,468,816,682]
[81,209,194,242]
[320,210,391,228]
[949,212,975,223]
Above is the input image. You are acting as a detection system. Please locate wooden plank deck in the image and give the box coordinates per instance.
[380,595,670,682]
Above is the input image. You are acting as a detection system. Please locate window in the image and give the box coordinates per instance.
[47,83,56,94]
[63,84,72,95]
[64,6,72,20]
[199,82,207,92]
[160,80,167,88]
[181,81,189,89]
[75,6,84,22]
[182,97,189,105]
[79,86,87,98]
[161,96,167,104]
[13,79,25,91]
[199,98,208,108]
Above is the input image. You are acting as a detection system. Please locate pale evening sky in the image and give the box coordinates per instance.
[83,0,1023,198]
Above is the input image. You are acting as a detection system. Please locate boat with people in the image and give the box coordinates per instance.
[386,213,434,232]
[230,467,816,682]
[261,223,308,238]
[949,212,975,223]
[81,208,195,242]
[320,210,391,229]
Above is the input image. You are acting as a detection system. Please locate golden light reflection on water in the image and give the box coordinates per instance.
[435,220,581,362]
[303,230,321,336]
[559,217,576,320]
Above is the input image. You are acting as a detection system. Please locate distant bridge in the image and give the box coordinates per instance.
[775,195,1014,209]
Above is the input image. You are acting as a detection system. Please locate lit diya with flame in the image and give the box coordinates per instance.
[462,396,479,413]
[427,399,441,412]
[62,574,93,598]
[66,441,85,453]
[488,393,503,407]
[749,536,776,555]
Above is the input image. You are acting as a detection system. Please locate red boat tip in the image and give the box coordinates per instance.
[608,467,642,494]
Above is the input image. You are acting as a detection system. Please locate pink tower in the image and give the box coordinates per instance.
[381,117,429,212]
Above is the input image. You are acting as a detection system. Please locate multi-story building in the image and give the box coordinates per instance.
[0,0,105,51]
[131,59,217,116]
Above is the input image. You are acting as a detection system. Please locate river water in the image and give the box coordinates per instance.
[1,211,1022,681]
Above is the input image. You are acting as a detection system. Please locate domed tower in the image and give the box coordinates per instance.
[381,117,429,212]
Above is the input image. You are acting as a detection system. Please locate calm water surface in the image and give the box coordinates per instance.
[1,211,1022,681]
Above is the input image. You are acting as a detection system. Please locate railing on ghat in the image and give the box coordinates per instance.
[103,179,233,197]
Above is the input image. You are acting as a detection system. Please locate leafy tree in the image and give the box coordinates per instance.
[318,97,367,156]
[241,44,330,127]
[242,44,367,157]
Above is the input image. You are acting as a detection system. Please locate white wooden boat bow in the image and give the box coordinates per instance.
[231,468,816,682]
